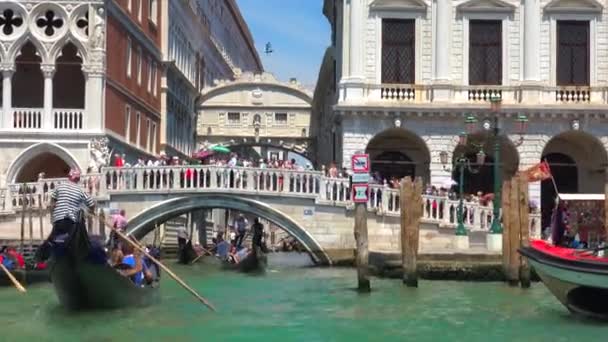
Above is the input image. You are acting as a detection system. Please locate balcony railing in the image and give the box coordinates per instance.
[380,84,416,101]
[10,108,85,131]
[555,86,591,103]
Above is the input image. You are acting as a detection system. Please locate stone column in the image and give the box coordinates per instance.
[84,68,105,131]
[41,64,55,130]
[433,0,452,101]
[522,0,541,103]
[435,0,451,82]
[349,0,364,79]
[2,66,14,129]
[523,0,540,82]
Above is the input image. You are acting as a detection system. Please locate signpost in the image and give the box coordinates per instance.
[351,154,370,292]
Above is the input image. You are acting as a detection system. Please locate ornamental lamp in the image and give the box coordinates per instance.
[476,149,486,166]
[516,114,529,135]
[458,131,468,146]
[439,151,449,165]
[465,114,478,134]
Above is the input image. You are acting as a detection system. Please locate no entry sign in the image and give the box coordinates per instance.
[352,184,369,203]
[351,154,370,173]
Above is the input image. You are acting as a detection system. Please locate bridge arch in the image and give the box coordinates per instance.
[125,194,331,265]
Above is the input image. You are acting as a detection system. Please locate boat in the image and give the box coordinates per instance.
[519,239,608,320]
[0,268,49,287]
[222,245,267,273]
[177,240,198,265]
[49,223,160,310]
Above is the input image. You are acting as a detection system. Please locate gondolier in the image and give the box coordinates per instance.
[36,169,95,261]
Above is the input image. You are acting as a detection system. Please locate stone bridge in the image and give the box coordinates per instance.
[0,166,541,265]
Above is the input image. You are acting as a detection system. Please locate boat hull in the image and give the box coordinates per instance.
[520,241,608,320]
[49,224,160,310]
[222,246,267,273]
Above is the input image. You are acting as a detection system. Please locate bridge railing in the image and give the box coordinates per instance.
[0,166,541,235]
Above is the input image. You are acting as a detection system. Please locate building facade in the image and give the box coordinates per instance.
[0,0,106,184]
[198,72,313,162]
[105,0,162,163]
[159,0,262,159]
[315,0,608,228]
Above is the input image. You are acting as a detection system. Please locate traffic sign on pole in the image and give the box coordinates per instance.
[352,184,369,203]
[351,154,370,173]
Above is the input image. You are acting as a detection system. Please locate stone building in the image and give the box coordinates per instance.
[0,0,106,184]
[159,0,262,159]
[198,72,313,164]
[314,0,608,229]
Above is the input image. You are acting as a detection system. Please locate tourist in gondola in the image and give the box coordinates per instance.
[35,169,95,262]
[0,246,17,270]
[215,233,230,260]
[118,243,145,286]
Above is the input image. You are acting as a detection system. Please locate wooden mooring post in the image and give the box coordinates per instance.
[354,202,370,292]
[38,194,44,241]
[20,185,27,253]
[502,174,531,287]
[400,177,423,287]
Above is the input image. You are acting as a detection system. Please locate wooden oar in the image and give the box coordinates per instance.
[190,247,213,265]
[93,214,216,312]
[0,264,26,293]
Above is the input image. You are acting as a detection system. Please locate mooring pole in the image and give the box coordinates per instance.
[518,176,531,288]
[354,202,370,292]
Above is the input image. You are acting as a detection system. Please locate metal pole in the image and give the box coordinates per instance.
[490,117,502,234]
[456,160,467,236]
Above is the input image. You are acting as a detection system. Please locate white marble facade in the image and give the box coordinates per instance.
[0,0,106,185]
[315,0,608,221]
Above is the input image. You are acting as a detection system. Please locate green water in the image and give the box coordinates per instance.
[1,263,608,342]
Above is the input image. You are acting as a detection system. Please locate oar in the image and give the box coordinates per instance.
[93,214,216,312]
[190,247,213,265]
[0,264,26,293]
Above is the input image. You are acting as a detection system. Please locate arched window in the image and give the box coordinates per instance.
[54,43,84,109]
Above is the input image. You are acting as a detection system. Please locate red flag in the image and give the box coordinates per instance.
[524,161,552,182]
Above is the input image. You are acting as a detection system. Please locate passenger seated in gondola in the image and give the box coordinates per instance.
[228,246,249,264]
[3,247,24,269]
[116,243,145,286]
[215,233,230,260]
[0,246,17,270]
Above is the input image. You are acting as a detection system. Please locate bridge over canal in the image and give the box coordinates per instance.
[0,166,540,264]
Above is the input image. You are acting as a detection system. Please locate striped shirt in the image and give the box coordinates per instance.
[50,182,95,223]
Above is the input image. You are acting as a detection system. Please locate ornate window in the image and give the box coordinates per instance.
[557,20,589,86]
[274,112,288,125]
[36,10,64,37]
[227,112,240,125]
[0,8,23,36]
[381,19,415,84]
[469,20,502,85]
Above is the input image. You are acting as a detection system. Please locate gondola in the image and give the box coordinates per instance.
[0,268,49,287]
[177,240,198,265]
[222,245,267,273]
[49,222,160,310]
[519,239,608,320]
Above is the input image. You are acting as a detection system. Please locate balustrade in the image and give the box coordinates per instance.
[0,166,542,238]
[13,108,42,129]
[380,84,416,101]
[555,87,590,103]
[53,109,84,130]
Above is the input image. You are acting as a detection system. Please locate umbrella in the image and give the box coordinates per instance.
[211,145,230,154]
[193,150,214,160]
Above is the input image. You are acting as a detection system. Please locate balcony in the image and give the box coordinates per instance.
[342,82,608,107]
[10,108,85,131]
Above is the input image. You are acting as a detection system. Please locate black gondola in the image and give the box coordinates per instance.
[222,245,267,273]
[49,222,160,310]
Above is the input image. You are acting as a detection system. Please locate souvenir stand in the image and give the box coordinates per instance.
[558,194,605,247]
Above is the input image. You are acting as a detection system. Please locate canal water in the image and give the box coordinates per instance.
[1,262,607,342]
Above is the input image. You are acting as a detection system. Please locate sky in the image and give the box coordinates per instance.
[236,0,330,90]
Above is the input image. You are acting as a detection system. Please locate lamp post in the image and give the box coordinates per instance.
[439,124,485,237]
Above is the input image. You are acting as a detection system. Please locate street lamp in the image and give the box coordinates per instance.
[440,138,485,236]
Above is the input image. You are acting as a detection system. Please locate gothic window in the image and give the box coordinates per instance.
[0,9,23,36]
[557,20,589,86]
[76,11,89,36]
[381,19,415,84]
[36,10,63,37]
[469,20,502,85]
